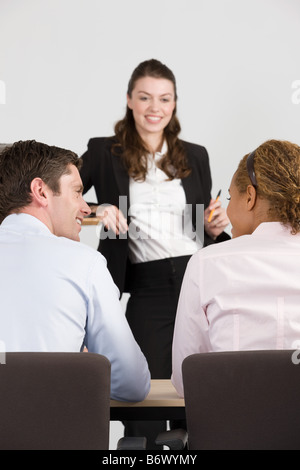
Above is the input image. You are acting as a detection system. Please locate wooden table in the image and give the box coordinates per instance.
[110,380,185,421]
[82,216,100,226]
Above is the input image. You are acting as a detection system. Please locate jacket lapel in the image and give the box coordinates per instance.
[181,171,195,206]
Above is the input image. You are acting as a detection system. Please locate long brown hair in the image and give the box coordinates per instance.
[235,139,300,234]
[113,59,191,181]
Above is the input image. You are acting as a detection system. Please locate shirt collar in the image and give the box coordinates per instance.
[150,140,168,162]
[1,213,53,236]
[252,222,300,239]
[158,140,168,156]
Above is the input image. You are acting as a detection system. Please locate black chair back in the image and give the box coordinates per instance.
[183,350,300,450]
[0,352,111,450]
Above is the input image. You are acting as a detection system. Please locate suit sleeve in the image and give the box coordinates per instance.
[197,145,213,210]
[80,140,94,195]
[195,145,231,245]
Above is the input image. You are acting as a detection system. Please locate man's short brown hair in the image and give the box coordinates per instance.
[0,140,82,223]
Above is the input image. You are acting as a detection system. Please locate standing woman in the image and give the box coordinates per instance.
[80,59,230,448]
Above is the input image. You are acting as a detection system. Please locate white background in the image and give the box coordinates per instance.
[1,0,300,448]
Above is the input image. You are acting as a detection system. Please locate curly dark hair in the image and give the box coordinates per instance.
[235,139,300,234]
[0,140,81,223]
[112,59,191,182]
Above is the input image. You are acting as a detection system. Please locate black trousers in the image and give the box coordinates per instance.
[124,256,190,450]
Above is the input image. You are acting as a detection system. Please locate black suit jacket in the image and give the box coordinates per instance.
[80,137,230,294]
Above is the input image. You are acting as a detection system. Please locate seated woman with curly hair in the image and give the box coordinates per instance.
[172,139,300,397]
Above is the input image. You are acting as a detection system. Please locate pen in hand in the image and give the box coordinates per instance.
[208,190,222,223]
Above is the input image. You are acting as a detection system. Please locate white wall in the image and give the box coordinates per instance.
[1,0,300,449]
[1,0,300,207]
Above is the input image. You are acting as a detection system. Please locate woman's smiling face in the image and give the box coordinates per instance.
[127,76,176,141]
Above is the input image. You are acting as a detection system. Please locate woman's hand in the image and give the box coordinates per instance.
[96,205,128,236]
[204,198,230,240]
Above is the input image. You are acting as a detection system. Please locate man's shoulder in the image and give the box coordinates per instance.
[52,235,106,268]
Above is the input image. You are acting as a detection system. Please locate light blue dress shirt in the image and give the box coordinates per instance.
[0,214,150,402]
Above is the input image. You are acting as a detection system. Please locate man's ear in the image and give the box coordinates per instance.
[30,178,49,207]
[246,185,257,211]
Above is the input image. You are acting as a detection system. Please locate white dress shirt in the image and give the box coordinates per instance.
[128,142,202,264]
[0,214,150,402]
[172,222,300,397]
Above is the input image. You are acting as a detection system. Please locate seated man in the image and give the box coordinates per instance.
[0,140,150,402]
[172,139,300,397]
